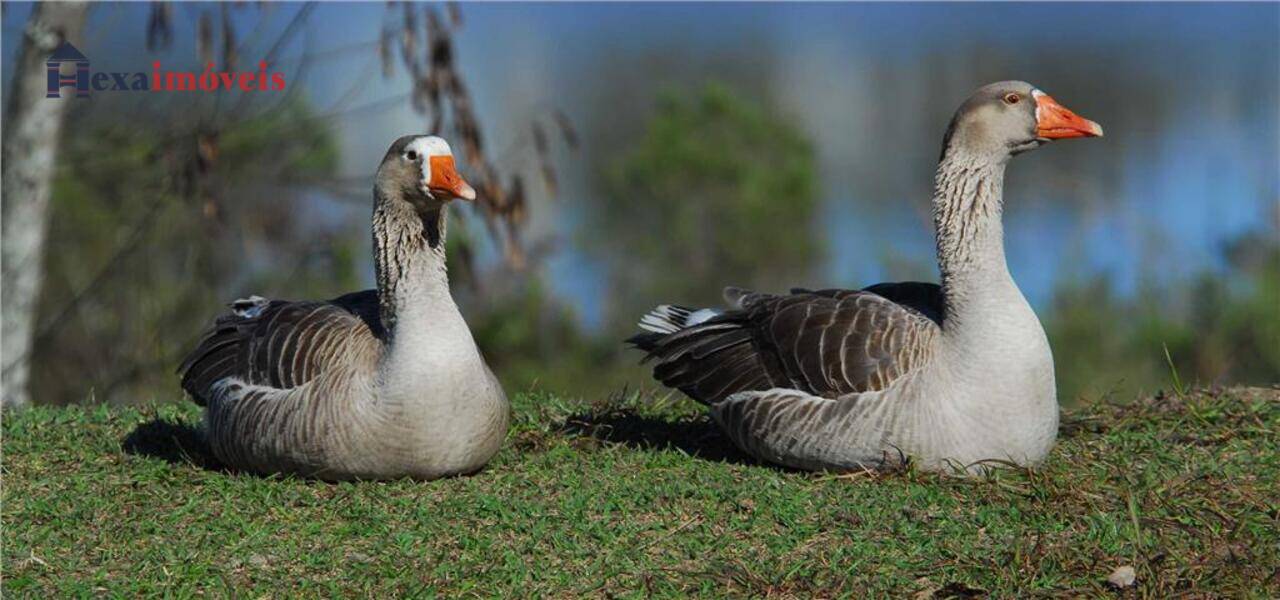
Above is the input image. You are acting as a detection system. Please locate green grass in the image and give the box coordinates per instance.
[3,387,1277,597]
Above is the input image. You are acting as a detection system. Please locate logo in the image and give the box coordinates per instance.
[46,42,89,98]
[45,42,286,99]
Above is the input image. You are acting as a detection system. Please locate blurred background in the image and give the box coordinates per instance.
[2,2,1277,408]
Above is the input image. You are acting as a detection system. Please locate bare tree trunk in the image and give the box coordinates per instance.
[2,2,89,409]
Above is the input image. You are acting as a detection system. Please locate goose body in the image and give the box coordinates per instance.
[179,136,508,480]
[630,82,1103,474]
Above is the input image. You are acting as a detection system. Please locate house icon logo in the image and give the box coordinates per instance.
[46,42,89,98]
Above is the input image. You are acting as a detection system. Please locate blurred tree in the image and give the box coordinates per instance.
[29,96,342,405]
[2,2,89,408]
[1047,222,1280,402]
[9,1,578,406]
[462,277,630,398]
[1184,228,1280,384]
[587,83,822,328]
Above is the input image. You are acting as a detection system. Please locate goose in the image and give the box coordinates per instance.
[178,135,509,480]
[629,81,1102,474]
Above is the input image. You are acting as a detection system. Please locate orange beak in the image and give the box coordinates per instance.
[1034,90,1104,139]
[427,155,476,201]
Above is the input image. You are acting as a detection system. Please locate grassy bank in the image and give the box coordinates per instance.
[3,387,1277,597]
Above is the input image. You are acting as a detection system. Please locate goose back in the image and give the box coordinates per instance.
[629,286,941,406]
[178,291,383,406]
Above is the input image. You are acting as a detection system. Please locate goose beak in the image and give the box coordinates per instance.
[1033,90,1104,139]
[427,155,477,201]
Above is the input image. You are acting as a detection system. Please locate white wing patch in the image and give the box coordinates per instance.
[638,304,722,334]
[685,308,720,326]
[229,295,270,318]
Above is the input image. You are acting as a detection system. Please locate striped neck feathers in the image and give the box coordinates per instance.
[372,190,450,336]
[931,151,1011,314]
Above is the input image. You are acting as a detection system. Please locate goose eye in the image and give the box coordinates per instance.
[406,150,418,161]
[1003,93,1021,105]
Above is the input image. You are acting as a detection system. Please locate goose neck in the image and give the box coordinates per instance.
[931,153,1017,327]
[372,197,454,338]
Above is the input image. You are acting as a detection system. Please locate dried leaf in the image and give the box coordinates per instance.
[446,2,462,28]
[426,8,451,70]
[411,78,429,115]
[196,132,220,174]
[507,175,526,223]
[532,122,549,154]
[399,4,418,76]
[146,2,173,52]
[503,224,526,271]
[532,123,559,195]
[197,12,213,65]
[1106,565,1136,588]
[553,109,579,149]
[428,110,444,138]
[200,196,220,222]
[539,165,559,197]
[477,163,504,209]
[220,4,237,70]
[379,28,394,79]
[402,1,417,41]
[452,103,484,165]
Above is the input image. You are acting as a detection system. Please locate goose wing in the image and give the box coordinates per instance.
[630,285,941,405]
[178,291,383,406]
[792,282,944,325]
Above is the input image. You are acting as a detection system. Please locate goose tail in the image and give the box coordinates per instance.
[627,304,723,351]
[637,304,720,334]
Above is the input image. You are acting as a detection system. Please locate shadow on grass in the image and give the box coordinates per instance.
[122,418,224,471]
[557,409,761,466]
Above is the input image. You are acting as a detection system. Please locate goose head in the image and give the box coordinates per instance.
[940,81,1103,162]
[378,135,477,206]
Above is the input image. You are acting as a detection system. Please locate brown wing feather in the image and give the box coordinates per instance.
[178,292,383,406]
[630,287,940,405]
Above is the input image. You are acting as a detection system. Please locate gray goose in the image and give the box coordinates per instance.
[179,135,509,480]
[630,81,1102,474]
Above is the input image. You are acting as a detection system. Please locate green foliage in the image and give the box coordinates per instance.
[1047,230,1280,403]
[462,278,647,401]
[31,97,343,405]
[589,83,821,325]
[216,98,341,181]
[4,387,1277,596]
[447,83,826,402]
